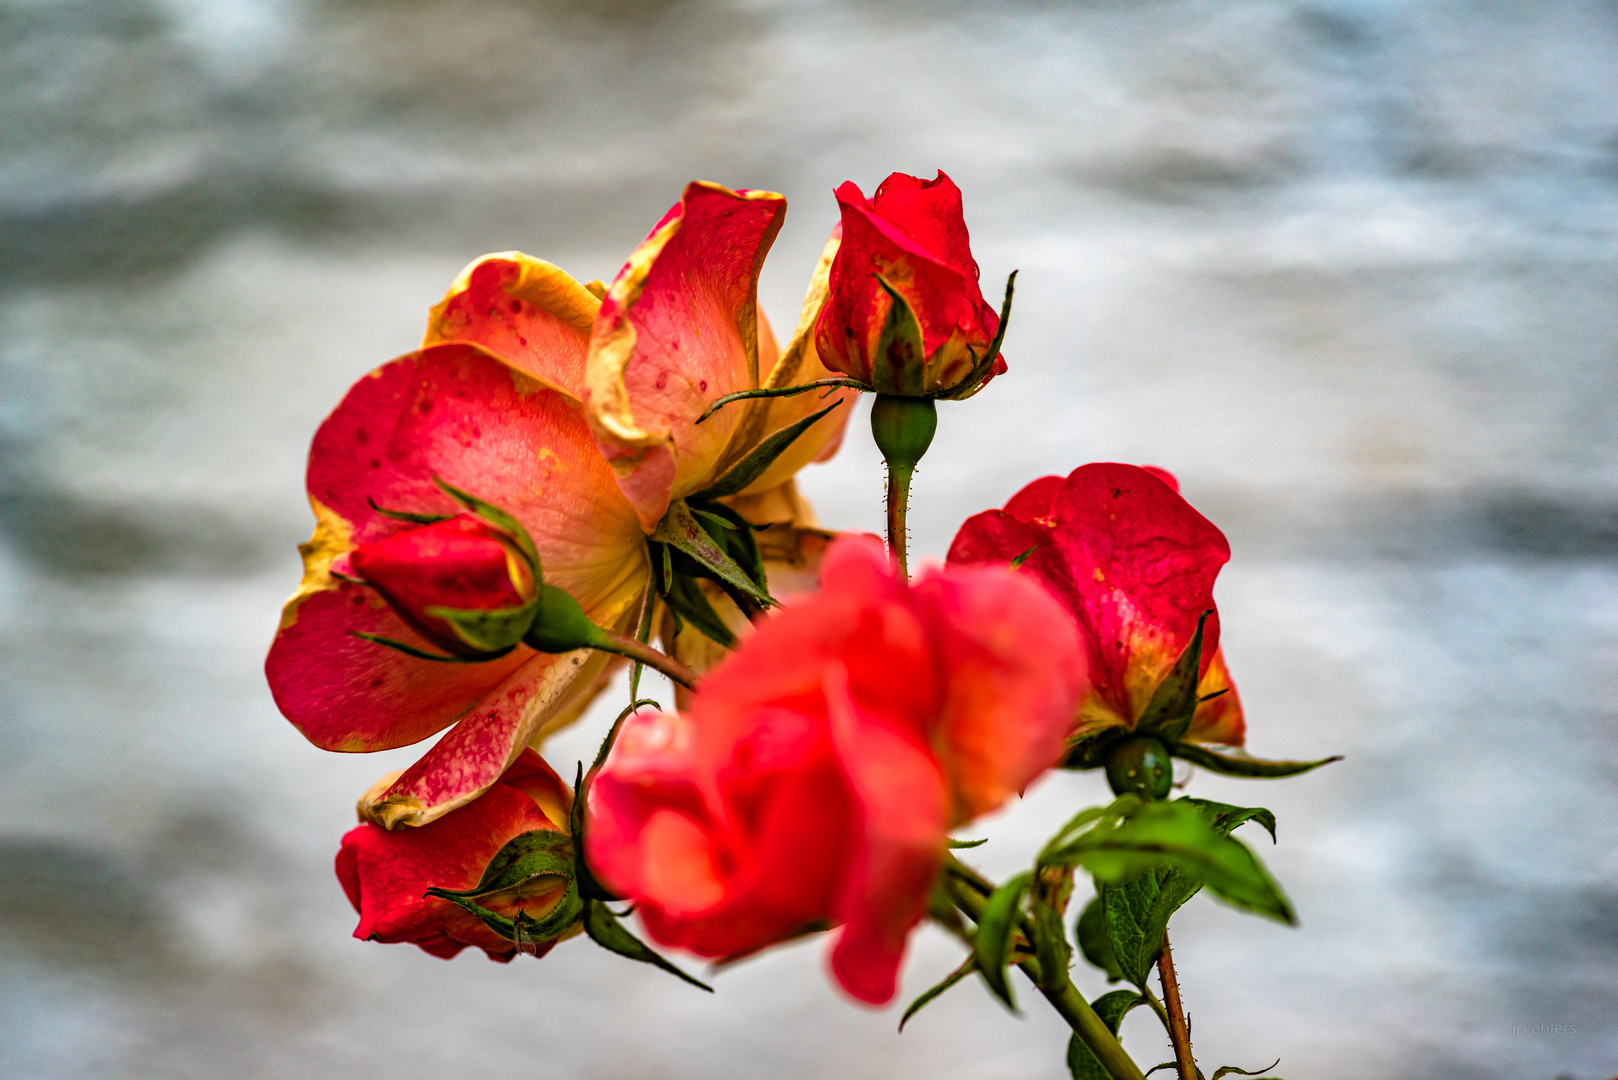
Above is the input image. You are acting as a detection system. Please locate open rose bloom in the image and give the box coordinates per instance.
[268,181,853,831]
[586,536,1085,1004]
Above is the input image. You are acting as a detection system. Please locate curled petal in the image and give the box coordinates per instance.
[586,182,788,529]
[424,252,601,399]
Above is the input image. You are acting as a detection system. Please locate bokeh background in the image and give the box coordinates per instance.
[3,1,1616,1077]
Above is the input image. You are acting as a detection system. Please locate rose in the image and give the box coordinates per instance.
[813,171,1006,399]
[948,463,1244,749]
[585,535,1085,1004]
[346,513,537,657]
[337,749,575,961]
[268,182,854,830]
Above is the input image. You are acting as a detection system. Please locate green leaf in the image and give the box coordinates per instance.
[366,497,452,525]
[898,955,976,1032]
[582,899,712,992]
[661,573,737,648]
[1039,799,1294,926]
[1038,798,1139,867]
[690,399,847,499]
[1169,741,1343,778]
[695,377,869,424]
[423,597,539,653]
[1032,897,1072,991]
[350,630,512,664]
[1178,797,1278,843]
[1065,988,1144,1080]
[1211,1060,1282,1079]
[433,476,540,571]
[1135,610,1212,744]
[1075,896,1124,983]
[1101,866,1203,987]
[650,500,773,608]
[971,871,1031,1011]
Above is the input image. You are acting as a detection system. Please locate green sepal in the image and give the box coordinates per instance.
[425,828,575,901]
[522,585,611,654]
[690,399,847,499]
[582,898,712,992]
[688,499,770,605]
[1075,896,1124,983]
[650,499,773,609]
[1065,988,1144,1080]
[898,955,976,1032]
[1170,741,1344,778]
[972,870,1031,1012]
[423,596,540,653]
[938,270,1017,402]
[350,630,513,664]
[1135,609,1212,745]
[660,567,737,648]
[1210,1060,1282,1079]
[366,497,452,525]
[433,476,541,572]
[1032,896,1072,992]
[695,377,869,424]
[946,837,988,850]
[427,881,583,949]
[871,273,930,397]
[1038,797,1294,926]
[1009,543,1038,570]
[570,761,621,903]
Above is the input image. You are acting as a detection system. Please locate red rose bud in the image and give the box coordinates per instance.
[337,749,577,961]
[349,514,539,656]
[814,170,1007,399]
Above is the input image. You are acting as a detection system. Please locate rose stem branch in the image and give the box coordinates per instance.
[595,630,697,690]
[1156,929,1196,1080]
[869,395,937,580]
[942,865,1145,1080]
[627,582,657,700]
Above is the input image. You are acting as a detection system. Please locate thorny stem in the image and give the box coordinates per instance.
[886,463,915,578]
[941,863,1146,1080]
[1157,929,1197,1080]
[595,629,697,690]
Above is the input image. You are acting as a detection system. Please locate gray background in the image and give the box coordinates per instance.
[2,1,1616,1077]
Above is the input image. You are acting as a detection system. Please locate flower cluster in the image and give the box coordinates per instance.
[270,169,1330,1080]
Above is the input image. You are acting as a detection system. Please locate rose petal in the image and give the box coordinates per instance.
[423,252,600,399]
[586,182,788,529]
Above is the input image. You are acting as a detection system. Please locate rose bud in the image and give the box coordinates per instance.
[814,170,1008,400]
[348,513,539,657]
[337,749,577,961]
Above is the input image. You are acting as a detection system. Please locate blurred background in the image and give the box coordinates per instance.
[2,0,1616,1077]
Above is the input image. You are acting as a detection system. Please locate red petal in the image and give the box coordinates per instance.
[586,182,788,529]
[867,171,978,280]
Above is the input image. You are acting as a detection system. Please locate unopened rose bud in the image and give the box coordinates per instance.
[350,514,538,656]
[814,170,1007,399]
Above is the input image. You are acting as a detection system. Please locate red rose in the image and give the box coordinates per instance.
[948,463,1244,748]
[336,749,574,961]
[586,535,1084,1004]
[346,513,537,657]
[813,171,1006,398]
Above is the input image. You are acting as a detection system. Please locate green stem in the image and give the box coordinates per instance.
[1140,985,1174,1035]
[944,866,1145,1080]
[594,630,697,690]
[887,462,915,578]
[628,582,656,700]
